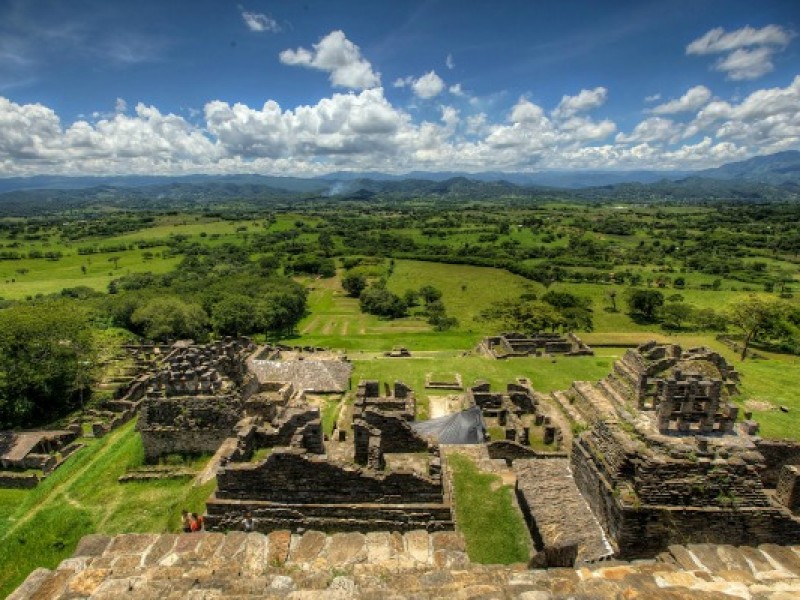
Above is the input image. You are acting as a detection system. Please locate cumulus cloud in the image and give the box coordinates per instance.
[395,71,446,99]
[449,83,465,97]
[644,93,662,103]
[412,71,445,99]
[687,25,795,80]
[205,88,408,158]
[714,47,777,81]
[616,117,680,144]
[650,85,711,115]
[279,30,380,89]
[241,10,281,33]
[0,74,798,176]
[115,97,127,113]
[446,53,455,69]
[552,87,607,119]
[684,75,800,152]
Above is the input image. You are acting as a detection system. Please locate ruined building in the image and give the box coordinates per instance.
[204,380,453,534]
[556,342,800,558]
[478,331,593,358]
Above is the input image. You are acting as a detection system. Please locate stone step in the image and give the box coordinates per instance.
[571,381,617,422]
[550,390,587,429]
[14,532,800,599]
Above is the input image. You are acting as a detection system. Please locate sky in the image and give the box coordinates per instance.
[0,0,798,177]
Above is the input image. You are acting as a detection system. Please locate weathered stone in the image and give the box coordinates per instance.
[291,531,327,563]
[404,530,430,563]
[73,534,112,557]
[266,531,289,566]
[325,533,367,566]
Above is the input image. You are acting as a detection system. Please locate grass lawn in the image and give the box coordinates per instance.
[448,453,530,564]
[351,350,623,420]
[0,421,214,598]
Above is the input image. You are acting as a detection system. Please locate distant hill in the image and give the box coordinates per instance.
[695,150,800,185]
[0,150,799,215]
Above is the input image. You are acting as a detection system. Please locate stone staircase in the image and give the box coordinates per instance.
[11,531,800,599]
[513,458,613,564]
[570,381,618,423]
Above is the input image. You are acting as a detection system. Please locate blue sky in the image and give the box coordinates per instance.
[0,0,798,176]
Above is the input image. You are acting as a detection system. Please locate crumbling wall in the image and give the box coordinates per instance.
[756,439,800,488]
[571,427,800,559]
[215,450,443,504]
[137,396,244,461]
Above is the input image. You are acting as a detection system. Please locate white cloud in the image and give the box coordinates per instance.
[687,25,795,81]
[114,97,127,113]
[686,25,794,55]
[241,10,280,33]
[449,83,465,97]
[714,47,775,81]
[616,117,680,144]
[684,75,800,152]
[446,53,455,70]
[395,71,447,99]
[644,93,661,103]
[552,87,607,119]
[412,71,445,99]
[279,30,380,90]
[440,106,459,129]
[650,85,711,115]
[0,74,798,176]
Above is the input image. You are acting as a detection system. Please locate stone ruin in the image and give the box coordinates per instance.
[467,379,564,453]
[478,331,593,359]
[136,337,256,462]
[203,380,452,534]
[548,341,800,559]
[247,345,352,393]
[0,430,83,488]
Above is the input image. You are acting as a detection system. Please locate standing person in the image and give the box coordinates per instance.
[181,510,192,533]
[242,512,254,532]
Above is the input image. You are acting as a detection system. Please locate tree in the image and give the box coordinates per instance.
[418,285,443,305]
[0,301,96,427]
[480,299,563,334]
[359,287,407,318]
[341,272,367,298]
[727,295,787,360]
[659,302,693,330]
[606,290,618,312]
[211,295,258,336]
[625,289,664,322]
[131,297,209,342]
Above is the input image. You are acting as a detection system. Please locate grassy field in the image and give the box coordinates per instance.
[448,453,530,564]
[351,351,623,419]
[0,422,214,597]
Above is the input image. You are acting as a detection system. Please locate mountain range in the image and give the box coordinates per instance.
[0,150,798,214]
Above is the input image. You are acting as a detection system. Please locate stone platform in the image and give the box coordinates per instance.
[12,531,800,599]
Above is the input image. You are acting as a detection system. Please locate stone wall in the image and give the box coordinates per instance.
[777,465,800,512]
[215,449,443,504]
[137,396,244,461]
[487,440,567,462]
[756,438,800,487]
